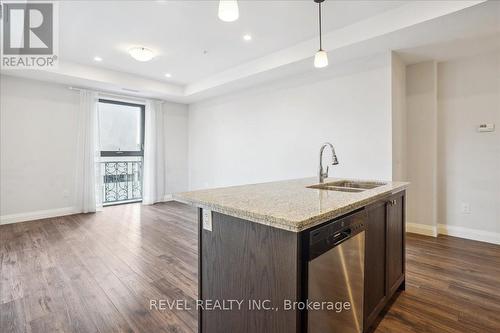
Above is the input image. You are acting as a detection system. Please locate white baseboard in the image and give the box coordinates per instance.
[406,222,500,245]
[406,222,437,237]
[163,194,174,202]
[0,207,79,225]
[143,194,174,205]
[438,224,500,245]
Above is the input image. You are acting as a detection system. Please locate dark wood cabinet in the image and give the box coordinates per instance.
[199,190,406,333]
[363,191,406,332]
[386,193,405,295]
[363,201,387,328]
[200,212,300,333]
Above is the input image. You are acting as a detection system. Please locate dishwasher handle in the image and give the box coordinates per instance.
[329,228,351,246]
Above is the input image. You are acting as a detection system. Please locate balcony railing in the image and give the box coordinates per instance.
[101,158,142,205]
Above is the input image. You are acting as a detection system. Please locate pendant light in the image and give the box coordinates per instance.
[314,0,328,68]
[218,0,239,22]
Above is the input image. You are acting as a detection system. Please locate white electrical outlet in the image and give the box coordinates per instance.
[477,123,495,132]
[202,209,212,231]
[461,203,471,214]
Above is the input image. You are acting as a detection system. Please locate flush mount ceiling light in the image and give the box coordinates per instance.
[313,0,328,68]
[164,73,172,78]
[243,34,252,41]
[218,0,239,22]
[93,56,103,62]
[128,47,155,62]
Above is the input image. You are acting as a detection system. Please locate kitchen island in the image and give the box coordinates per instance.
[174,177,408,333]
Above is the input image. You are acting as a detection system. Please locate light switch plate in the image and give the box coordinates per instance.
[202,209,212,231]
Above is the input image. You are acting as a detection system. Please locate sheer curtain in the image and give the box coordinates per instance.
[142,100,166,205]
[75,90,102,213]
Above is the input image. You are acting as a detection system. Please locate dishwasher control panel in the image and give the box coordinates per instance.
[308,209,366,261]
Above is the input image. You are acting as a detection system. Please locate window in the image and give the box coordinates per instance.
[98,99,145,156]
[98,99,145,205]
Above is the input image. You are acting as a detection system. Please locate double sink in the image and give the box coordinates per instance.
[307,180,386,193]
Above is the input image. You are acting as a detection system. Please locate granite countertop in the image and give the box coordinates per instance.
[173,177,409,232]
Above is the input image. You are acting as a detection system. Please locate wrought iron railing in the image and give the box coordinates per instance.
[101,159,142,205]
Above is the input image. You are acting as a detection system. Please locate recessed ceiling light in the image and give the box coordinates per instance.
[94,56,103,62]
[243,34,252,41]
[129,47,155,62]
[165,73,172,78]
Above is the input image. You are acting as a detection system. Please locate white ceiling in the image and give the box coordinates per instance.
[59,0,407,85]
[2,0,498,103]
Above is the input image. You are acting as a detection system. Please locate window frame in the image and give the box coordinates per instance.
[98,99,146,157]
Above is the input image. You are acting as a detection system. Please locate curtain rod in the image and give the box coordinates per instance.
[68,86,165,104]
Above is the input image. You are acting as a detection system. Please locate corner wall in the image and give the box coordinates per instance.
[405,50,500,244]
[406,61,439,236]
[437,51,500,243]
[391,52,407,182]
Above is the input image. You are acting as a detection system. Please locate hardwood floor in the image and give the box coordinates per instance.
[375,233,500,333]
[0,202,198,333]
[1,202,499,333]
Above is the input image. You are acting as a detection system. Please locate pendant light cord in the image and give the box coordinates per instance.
[318,1,323,51]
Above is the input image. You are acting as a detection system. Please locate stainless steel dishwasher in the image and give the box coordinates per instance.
[307,209,366,333]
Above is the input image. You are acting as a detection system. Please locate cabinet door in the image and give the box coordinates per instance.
[386,193,405,295]
[364,201,387,328]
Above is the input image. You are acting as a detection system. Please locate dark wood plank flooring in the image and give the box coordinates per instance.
[1,202,499,333]
[376,233,500,333]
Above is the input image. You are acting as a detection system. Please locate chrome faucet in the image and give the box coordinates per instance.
[318,142,339,183]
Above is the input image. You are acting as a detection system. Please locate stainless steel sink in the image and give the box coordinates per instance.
[328,180,386,189]
[307,180,386,192]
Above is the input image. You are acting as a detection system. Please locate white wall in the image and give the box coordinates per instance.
[188,55,393,190]
[406,61,439,235]
[391,52,407,181]
[405,50,500,243]
[437,51,500,237]
[1,75,80,219]
[164,102,189,196]
[0,75,188,223]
